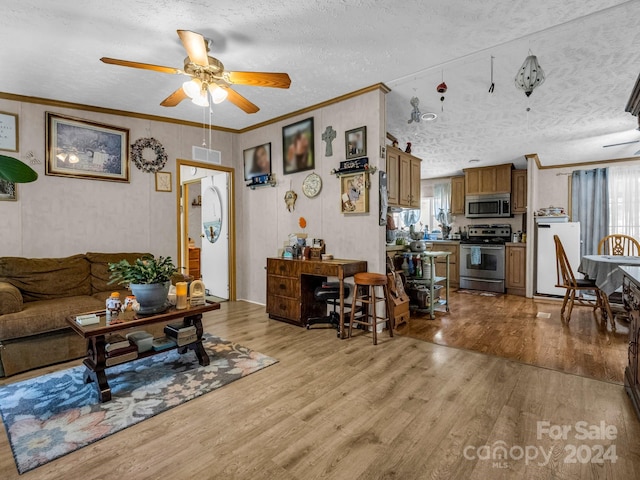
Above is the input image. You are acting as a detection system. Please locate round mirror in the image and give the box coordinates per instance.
[202,185,223,243]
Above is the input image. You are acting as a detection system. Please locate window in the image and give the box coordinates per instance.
[608,165,640,239]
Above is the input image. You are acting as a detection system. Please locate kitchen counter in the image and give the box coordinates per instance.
[386,239,460,253]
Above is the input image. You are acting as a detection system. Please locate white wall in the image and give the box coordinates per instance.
[0,99,234,259]
[236,89,387,303]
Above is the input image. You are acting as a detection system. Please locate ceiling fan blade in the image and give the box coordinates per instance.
[226,71,291,89]
[100,57,181,75]
[177,30,209,66]
[224,88,260,114]
[160,87,189,107]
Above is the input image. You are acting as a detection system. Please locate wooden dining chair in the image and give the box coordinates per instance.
[554,235,614,327]
[597,234,640,256]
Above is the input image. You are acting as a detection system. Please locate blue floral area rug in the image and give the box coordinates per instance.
[0,335,277,474]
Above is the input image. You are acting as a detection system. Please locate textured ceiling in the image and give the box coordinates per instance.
[1,0,639,178]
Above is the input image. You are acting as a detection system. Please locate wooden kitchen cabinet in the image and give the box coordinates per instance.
[387,145,422,208]
[506,243,526,296]
[464,164,513,195]
[451,176,465,215]
[386,146,400,206]
[426,242,459,288]
[511,169,528,214]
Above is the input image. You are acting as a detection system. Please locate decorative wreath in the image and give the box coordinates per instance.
[130,137,168,173]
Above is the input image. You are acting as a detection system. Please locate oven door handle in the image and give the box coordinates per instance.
[461,245,505,250]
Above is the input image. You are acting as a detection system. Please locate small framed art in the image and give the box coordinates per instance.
[0,112,18,152]
[155,171,172,192]
[283,117,314,175]
[340,172,369,214]
[243,142,272,181]
[0,179,16,201]
[345,126,366,160]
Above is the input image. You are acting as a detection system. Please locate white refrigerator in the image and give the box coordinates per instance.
[536,221,581,296]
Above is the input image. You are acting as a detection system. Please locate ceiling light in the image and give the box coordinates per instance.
[421,112,438,121]
[208,85,228,104]
[182,79,202,99]
[191,93,209,107]
[514,51,545,97]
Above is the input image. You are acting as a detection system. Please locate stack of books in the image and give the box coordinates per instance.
[163,323,197,346]
[104,333,138,366]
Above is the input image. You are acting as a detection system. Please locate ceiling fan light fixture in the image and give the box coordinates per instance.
[182,79,202,99]
[208,85,228,104]
[191,92,209,107]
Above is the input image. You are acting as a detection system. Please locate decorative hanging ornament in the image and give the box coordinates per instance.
[408,97,421,124]
[437,81,447,111]
[514,50,545,97]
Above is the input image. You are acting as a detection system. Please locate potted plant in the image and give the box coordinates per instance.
[108,254,177,314]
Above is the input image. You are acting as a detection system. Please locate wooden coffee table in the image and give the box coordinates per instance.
[66,301,220,402]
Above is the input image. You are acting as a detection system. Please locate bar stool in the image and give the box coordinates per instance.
[348,272,393,345]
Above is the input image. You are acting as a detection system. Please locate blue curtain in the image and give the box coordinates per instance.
[571,168,608,256]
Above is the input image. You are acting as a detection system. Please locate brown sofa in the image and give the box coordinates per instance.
[0,252,149,377]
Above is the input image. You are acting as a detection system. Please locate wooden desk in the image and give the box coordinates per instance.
[266,258,367,338]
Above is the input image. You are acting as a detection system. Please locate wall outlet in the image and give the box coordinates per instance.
[380,145,386,158]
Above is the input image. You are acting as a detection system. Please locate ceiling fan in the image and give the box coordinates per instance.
[100,30,291,113]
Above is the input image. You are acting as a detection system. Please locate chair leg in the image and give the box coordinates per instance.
[348,287,357,339]
[565,289,576,322]
[600,292,615,331]
[371,285,378,346]
[383,284,393,337]
[560,288,571,322]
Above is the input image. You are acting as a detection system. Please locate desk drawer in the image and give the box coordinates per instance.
[300,261,338,276]
[266,295,300,321]
[267,276,299,297]
[267,259,300,277]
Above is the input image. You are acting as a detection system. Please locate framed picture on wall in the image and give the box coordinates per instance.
[45,112,130,182]
[0,178,16,201]
[282,117,314,175]
[340,172,369,214]
[243,142,272,181]
[0,111,19,152]
[345,126,366,160]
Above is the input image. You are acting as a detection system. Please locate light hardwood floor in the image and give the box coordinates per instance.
[399,291,629,384]
[1,300,638,480]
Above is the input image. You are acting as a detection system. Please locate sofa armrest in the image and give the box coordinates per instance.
[0,282,23,315]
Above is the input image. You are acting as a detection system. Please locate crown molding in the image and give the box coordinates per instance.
[0,83,390,135]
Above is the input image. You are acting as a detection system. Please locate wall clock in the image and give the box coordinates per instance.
[302,172,322,198]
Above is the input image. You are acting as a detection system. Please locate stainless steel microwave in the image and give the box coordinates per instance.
[465,194,511,218]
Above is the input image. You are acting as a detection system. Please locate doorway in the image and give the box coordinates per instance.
[176,159,236,301]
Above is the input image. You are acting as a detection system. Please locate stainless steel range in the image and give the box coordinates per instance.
[459,224,511,293]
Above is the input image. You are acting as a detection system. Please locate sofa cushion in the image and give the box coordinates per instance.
[86,252,150,294]
[0,254,91,302]
[0,295,104,340]
[0,282,22,315]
